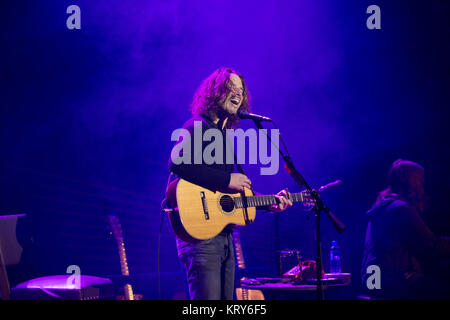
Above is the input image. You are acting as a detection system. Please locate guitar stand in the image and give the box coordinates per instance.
[251,119,347,300]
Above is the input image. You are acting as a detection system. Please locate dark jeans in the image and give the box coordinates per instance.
[177,232,235,300]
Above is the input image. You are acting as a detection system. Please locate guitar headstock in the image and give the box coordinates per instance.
[300,190,316,211]
[108,215,124,243]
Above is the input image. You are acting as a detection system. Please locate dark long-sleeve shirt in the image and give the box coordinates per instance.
[168,114,234,192]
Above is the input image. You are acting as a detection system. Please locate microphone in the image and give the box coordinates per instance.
[237,110,272,122]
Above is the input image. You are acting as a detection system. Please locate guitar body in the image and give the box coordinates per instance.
[167,178,256,241]
[116,293,143,300]
[236,287,265,301]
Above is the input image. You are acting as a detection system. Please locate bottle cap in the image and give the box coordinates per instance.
[331,240,338,246]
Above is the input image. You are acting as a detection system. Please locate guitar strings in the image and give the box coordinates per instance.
[201,195,303,203]
[199,194,309,210]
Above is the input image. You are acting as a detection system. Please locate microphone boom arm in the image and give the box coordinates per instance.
[249,117,346,300]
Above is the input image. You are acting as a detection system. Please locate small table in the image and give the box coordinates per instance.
[241,273,351,300]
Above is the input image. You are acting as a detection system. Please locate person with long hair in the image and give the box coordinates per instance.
[168,67,292,300]
[361,159,450,299]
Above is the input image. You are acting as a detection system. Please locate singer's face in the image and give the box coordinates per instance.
[220,74,244,115]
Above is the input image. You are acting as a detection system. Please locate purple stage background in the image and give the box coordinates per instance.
[1,0,449,299]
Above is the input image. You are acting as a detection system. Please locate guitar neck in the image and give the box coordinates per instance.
[117,242,130,276]
[108,215,137,300]
[235,192,304,209]
[117,241,135,300]
[233,230,246,270]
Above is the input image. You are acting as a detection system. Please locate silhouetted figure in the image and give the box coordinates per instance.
[361,159,450,299]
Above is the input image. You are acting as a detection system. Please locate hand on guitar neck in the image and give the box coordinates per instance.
[267,188,293,212]
[228,173,293,212]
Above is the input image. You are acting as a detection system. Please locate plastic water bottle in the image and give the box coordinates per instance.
[329,240,341,273]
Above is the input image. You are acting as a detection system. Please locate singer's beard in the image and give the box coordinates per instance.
[211,103,240,128]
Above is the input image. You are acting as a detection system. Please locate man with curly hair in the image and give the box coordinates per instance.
[168,67,292,300]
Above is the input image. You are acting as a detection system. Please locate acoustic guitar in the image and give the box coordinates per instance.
[166,178,313,241]
[233,229,264,300]
[108,215,142,300]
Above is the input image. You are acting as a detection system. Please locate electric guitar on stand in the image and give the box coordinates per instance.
[233,229,264,300]
[108,215,142,300]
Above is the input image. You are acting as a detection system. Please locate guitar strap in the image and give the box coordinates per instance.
[233,154,252,225]
[234,154,248,183]
[234,157,245,175]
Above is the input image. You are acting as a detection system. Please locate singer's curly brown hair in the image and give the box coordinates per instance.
[190,67,251,129]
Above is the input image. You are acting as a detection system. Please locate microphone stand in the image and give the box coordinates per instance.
[251,119,346,300]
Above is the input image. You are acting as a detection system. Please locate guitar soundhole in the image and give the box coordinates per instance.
[220,195,235,213]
